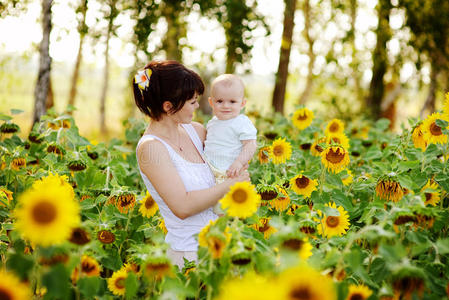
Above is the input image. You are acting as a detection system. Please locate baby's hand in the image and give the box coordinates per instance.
[226,161,244,178]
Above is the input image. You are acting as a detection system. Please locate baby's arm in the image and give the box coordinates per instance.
[226,139,257,178]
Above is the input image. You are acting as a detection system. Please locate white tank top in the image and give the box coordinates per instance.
[136,123,218,251]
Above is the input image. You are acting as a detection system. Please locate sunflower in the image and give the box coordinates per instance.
[139,192,159,218]
[281,237,313,260]
[287,204,300,216]
[198,219,217,247]
[32,173,75,199]
[10,158,26,170]
[310,137,326,157]
[325,132,350,150]
[321,146,350,174]
[71,255,101,282]
[115,193,136,214]
[325,119,345,135]
[292,108,314,130]
[421,112,449,144]
[69,227,91,245]
[107,269,128,296]
[144,258,172,280]
[220,182,261,218]
[14,177,80,247]
[316,202,350,238]
[258,146,271,164]
[270,186,290,211]
[253,218,277,239]
[412,123,427,151]
[278,264,336,300]
[122,262,141,276]
[421,180,440,206]
[269,138,292,164]
[346,284,372,300]
[97,230,115,244]
[290,174,318,198]
[0,187,13,206]
[375,179,404,202]
[0,269,31,300]
[216,272,280,300]
[158,219,168,234]
[207,235,228,259]
[341,170,353,186]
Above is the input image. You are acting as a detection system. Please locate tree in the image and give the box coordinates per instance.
[98,0,121,134]
[67,0,89,112]
[196,0,268,74]
[399,0,449,117]
[365,0,392,119]
[33,0,53,125]
[272,0,297,114]
[298,0,315,105]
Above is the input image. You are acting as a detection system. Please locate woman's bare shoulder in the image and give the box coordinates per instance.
[136,137,169,166]
[191,121,206,141]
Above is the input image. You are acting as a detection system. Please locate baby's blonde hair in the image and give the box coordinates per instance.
[210,74,245,98]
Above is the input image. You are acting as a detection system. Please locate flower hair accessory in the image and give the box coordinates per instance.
[134,69,152,91]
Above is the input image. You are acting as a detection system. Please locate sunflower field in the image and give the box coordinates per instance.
[1,93,449,300]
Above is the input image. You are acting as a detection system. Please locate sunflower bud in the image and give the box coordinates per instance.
[0,123,19,134]
[67,160,87,171]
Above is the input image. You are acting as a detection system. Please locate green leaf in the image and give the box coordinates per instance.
[365,147,383,161]
[436,238,449,254]
[375,118,390,131]
[6,253,34,280]
[113,145,133,153]
[10,109,24,115]
[78,277,101,298]
[42,264,71,299]
[435,119,448,128]
[125,272,139,299]
[0,113,12,120]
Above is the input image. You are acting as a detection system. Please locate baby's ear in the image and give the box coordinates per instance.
[208,97,214,108]
[241,98,247,107]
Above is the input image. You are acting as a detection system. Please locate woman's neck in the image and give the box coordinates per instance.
[147,116,182,138]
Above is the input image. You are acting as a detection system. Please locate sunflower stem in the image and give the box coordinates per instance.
[206,257,214,300]
[319,166,326,195]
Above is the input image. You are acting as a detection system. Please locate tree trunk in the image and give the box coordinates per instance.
[225,43,237,74]
[46,79,54,109]
[100,21,111,135]
[366,0,391,119]
[298,0,315,105]
[33,0,53,125]
[162,2,184,61]
[272,0,297,114]
[67,0,88,112]
[420,65,438,118]
[350,0,363,104]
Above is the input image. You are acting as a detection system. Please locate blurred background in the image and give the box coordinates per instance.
[1,0,448,140]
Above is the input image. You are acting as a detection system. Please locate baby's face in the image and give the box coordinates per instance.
[209,84,246,120]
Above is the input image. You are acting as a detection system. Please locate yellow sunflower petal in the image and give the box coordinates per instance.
[316,202,350,238]
[421,112,449,144]
[325,118,345,135]
[107,269,128,296]
[220,182,261,218]
[290,174,318,198]
[321,146,350,174]
[0,270,31,300]
[292,108,314,130]
[139,192,159,218]
[269,138,292,164]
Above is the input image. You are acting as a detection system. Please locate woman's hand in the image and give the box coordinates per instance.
[230,169,250,183]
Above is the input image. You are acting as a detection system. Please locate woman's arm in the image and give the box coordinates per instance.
[191,121,207,144]
[137,139,248,219]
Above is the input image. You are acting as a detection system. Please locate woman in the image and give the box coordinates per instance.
[133,61,249,268]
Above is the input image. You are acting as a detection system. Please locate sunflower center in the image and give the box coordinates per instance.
[349,293,364,300]
[115,277,125,289]
[314,144,323,152]
[258,221,270,233]
[81,262,96,273]
[0,288,13,300]
[32,201,57,224]
[232,189,248,203]
[295,176,310,189]
[429,122,442,136]
[326,216,339,228]
[282,238,304,250]
[290,286,312,300]
[425,193,432,201]
[329,122,339,132]
[297,113,308,121]
[145,196,155,209]
[326,148,345,163]
[273,145,284,156]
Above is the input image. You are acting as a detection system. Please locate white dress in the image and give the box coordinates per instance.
[136,123,218,252]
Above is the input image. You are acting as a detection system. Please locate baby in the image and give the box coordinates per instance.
[204,74,258,215]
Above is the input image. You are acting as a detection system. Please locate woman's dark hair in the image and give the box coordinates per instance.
[132,60,204,120]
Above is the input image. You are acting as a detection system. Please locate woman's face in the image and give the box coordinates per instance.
[171,94,200,124]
